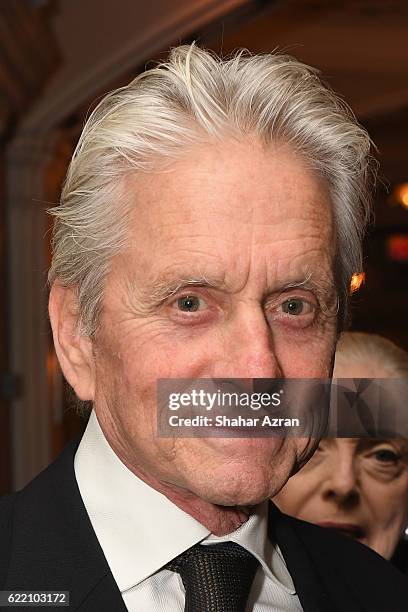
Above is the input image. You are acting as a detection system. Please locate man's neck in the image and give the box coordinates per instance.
[112,445,252,535]
[97,412,255,535]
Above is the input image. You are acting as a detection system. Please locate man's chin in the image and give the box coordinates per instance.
[187,467,287,508]
[164,473,274,534]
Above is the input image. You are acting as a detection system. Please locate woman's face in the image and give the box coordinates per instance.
[274,437,408,559]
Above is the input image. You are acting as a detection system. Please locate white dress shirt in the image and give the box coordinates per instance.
[74,411,302,611]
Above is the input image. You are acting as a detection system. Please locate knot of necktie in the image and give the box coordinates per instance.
[166,541,260,612]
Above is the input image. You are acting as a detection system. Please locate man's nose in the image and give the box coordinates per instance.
[211,306,283,379]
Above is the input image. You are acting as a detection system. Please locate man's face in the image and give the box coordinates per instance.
[90,138,338,506]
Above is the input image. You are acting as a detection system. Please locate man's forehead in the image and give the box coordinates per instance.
[121,140,337,303]
[127,140,333,223]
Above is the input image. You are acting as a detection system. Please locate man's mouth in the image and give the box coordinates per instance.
[317,521,366,540]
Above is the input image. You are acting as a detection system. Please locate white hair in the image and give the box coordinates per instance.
[48,44,376,335]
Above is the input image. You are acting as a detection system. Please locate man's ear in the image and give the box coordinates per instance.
[48,283,95,401]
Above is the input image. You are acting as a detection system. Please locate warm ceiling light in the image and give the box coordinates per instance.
[392,183,408,209]
[350,272,366,294]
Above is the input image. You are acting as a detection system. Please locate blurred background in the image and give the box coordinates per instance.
[0,0,407,495]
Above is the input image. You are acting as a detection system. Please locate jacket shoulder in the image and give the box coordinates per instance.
[0,494,17,587]
[0,441,79,590]
[289,513,408,605]
[0,438,128,610]
[0,493,16,527]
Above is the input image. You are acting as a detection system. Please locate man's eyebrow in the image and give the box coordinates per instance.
[274,272,336,298]
[128,273,227,308]
[272,272,339,314]
[139,272,327,301]
[151,274,227,302]
[127,270,338,314]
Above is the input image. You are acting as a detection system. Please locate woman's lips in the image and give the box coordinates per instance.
[317,521,366,540]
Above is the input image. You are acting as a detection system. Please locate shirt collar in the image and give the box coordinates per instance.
[75,411,209,591]
[74,410,294,593]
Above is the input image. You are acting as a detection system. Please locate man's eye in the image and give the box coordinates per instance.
[176,295,204,312]
[281,298,306,316]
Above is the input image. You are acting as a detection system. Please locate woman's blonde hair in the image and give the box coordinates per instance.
[335,332,408,378]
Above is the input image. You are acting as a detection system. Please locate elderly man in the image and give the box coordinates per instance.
[1,45,407,611]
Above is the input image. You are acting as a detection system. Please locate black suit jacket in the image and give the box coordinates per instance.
[1,437,408,611]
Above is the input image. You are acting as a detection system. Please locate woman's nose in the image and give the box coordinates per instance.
[322,456,360,502]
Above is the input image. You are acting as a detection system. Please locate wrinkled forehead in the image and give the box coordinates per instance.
[125,138,334,226]
[118,139,336,296]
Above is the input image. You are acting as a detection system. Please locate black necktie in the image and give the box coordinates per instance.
[166,541,259,612]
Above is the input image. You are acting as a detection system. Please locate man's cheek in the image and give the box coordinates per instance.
[118,340,207,387]
[303,339,336,376]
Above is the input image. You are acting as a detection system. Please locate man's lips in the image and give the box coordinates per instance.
[317,521,366,540]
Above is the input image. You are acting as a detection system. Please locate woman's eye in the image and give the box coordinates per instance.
[281,298,307,316]
[372,448,401,464]
[176,295,205,312]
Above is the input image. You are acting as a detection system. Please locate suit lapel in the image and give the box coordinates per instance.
[268,502,335,612]
[74,574,128,611]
